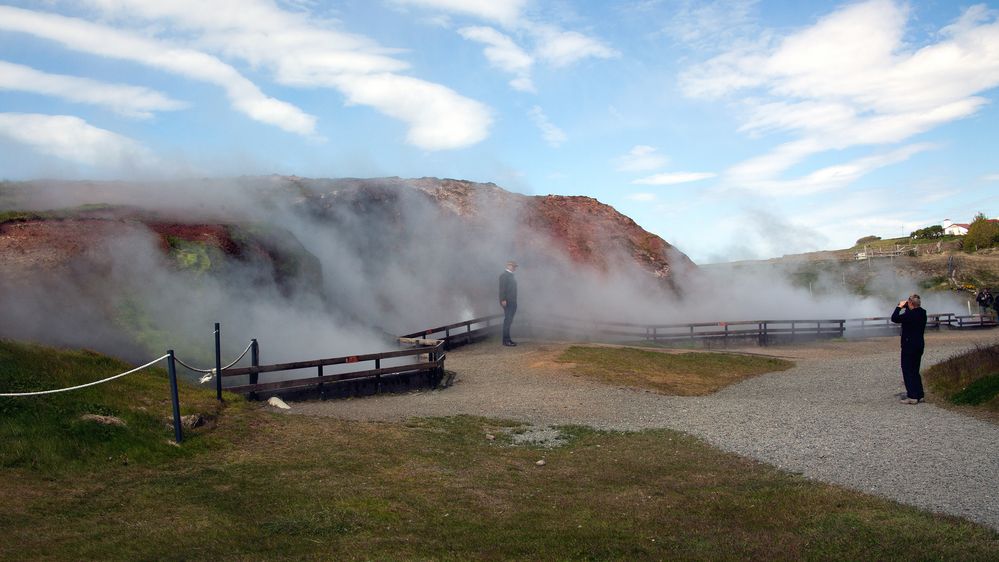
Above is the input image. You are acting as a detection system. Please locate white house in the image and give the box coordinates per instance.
[944,223,970,236]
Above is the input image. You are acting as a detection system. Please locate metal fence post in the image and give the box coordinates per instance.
[214,322,223,402]
[167,350,183,444]
[249,339,259,401]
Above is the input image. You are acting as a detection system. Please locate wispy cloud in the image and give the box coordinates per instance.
[0,113,156,169]
[0,60,186,119]
[0,5,316,137]
[615,145,669,172]
[528,24,619,68]
[458,26,534,92]
[983,173,999,182]
[78,0,493,150]
[633,172,715,185]
[679,0,999,191]
[660,0,760,49]
[400,0,616,90]
[736,143,937,196]
[391,0,528,26]
[527,106,566,147]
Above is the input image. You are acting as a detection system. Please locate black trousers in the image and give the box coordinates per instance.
[900,345,925,400]
[502,303,517,343]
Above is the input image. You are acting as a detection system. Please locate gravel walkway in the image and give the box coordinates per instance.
[289,331,999,531]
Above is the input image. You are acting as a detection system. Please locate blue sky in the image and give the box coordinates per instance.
[1,0,998,263]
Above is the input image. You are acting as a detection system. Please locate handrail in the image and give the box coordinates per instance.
[220,339,445,398]
[222,343,440,377]
[402,314,504,339]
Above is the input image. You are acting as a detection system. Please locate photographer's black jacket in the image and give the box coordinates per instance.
[891,306,927,349]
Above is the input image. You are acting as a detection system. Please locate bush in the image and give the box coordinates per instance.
[855,235,881,246]
[910,225,944,239]
[963,213,999,252]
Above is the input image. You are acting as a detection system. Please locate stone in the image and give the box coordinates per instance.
[268,396,291,409]
[535,459,546,466]
[485,433,496,441]
[181,414,205,429]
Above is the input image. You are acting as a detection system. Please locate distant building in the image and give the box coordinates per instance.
[945,223,970,236]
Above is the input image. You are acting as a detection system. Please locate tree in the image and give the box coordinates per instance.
[910,225,944,239]
[963,213,999,252]
[856,235,880,246]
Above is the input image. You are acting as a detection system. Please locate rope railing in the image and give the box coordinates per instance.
[0,354,170,397]
[173,340,255,384]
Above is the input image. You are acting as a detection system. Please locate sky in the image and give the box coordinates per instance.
[1,0,998,263]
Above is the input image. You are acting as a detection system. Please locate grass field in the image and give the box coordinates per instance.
[2,340,997,560]
[555,345,794,395]
[925,343,999,423]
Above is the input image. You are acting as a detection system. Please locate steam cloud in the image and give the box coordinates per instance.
[0,177,972,377]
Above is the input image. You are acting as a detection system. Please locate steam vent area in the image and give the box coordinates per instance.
[1,177,995,402]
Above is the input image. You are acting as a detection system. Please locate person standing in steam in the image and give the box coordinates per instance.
[499,260,518,347]
[890,294,927,405]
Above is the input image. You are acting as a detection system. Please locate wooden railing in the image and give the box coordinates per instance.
[843,313,954,332]
[951,314,998,329]
[222,340,445,398]
[219,308,992,400]
[527,316,846,346]
[402,314,504,349]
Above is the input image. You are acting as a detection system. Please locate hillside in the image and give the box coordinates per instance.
[0,177,694,361]
[704,236,999,303]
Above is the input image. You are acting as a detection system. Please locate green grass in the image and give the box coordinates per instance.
[556,345,794,395]
[925,343,999,421]
[2,341,997,560]
[0,210,45,223]
[0,340,228,470]
[850,234,963,249]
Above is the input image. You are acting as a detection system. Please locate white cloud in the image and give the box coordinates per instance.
[615,145,669,172]
[0,5,316,136]
[530,24,619,67]
[0,60,186,119]
[527,106,566,147]
[680,0,999,190]
[633,172,716,185]
[79,0,492,150]
[0,113,156,169]
[333,73,492,150]
[983,174,999,182]
[458,26,534,92]
[627,192,657,201]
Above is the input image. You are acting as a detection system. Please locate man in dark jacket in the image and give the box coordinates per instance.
[499,260,518,347]
[976,287,994,317]
[890,294,927,404]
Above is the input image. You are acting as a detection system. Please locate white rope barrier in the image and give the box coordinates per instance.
[0,354,170,397]
[173,340,255,384]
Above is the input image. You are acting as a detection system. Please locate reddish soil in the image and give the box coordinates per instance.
[0,219,147,280]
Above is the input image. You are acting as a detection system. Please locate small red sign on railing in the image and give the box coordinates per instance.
[346,356,359,364]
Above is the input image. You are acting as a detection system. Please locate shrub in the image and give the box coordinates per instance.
[910,225,944,239]
[855,235,881,246]
[963,213,999,252]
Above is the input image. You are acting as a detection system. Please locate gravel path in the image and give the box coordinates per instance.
[289,331,999,530]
